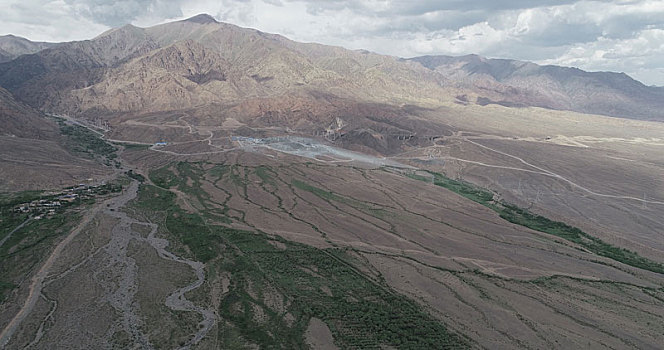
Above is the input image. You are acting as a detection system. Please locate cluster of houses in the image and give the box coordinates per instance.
[14,199,61,219]
[13,183,115,220]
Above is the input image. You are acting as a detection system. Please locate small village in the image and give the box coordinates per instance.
[13,183,121,219]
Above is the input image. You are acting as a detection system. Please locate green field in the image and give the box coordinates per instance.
[58,122,117,159]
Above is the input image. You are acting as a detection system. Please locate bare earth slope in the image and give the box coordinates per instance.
[0,87,110,191]
[0,15,449,117]
[0,87,57,139]
[3,143,662,349]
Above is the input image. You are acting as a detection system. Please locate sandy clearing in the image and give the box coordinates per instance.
[305,317,339,350]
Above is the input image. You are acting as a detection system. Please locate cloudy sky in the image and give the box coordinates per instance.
[1,0,663,85]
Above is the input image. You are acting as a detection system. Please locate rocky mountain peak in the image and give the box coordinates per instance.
[183,14,218,24]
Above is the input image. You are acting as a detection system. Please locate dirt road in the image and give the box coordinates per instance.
[465,138,664,206]
[1,179,215,349]
[0,190,120,347]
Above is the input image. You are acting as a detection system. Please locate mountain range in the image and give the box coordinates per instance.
[1,13,663,125]
[410,54,664,120]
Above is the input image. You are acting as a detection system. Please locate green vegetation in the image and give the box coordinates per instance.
[134,184,219,262]
[150,162,205,192]
[217,230,468,349]
[292,178,388,215]
[0,192,26,299]
[0,192,34,240]
[132,164,469,349]
[0,208,80,301]
[86,183,123,196]
[126,170,146,183]
[58,122,117,159]
[134,183,177,212]
[0,190,44,207]
[0,281,14,299]
[149,165,182,188]
[229,165,247,188]
[173,162,215,204]
[498,204,664,274]
[408,169,664,274]
[149,163,233,223]
[208,164,230,180]
[117,142,151,150]
[166,211,219,263]
[255,166,276,185]
[292,179,344,202]
[408,172,494,205]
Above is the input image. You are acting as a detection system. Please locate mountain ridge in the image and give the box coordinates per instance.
[0,15,450,120]
[0,35,56,63]
[409,54,664,120]
[0,14,662,121]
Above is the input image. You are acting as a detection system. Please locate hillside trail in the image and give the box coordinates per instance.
[1,177,215,349]
[0,218,30,249]
[464,138,664,206]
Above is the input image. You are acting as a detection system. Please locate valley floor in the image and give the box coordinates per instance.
[1,105,664,349]
[2,146,662,349]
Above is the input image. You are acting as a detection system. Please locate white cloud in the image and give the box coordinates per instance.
[0,0,109,42]
[539,28,664,85]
